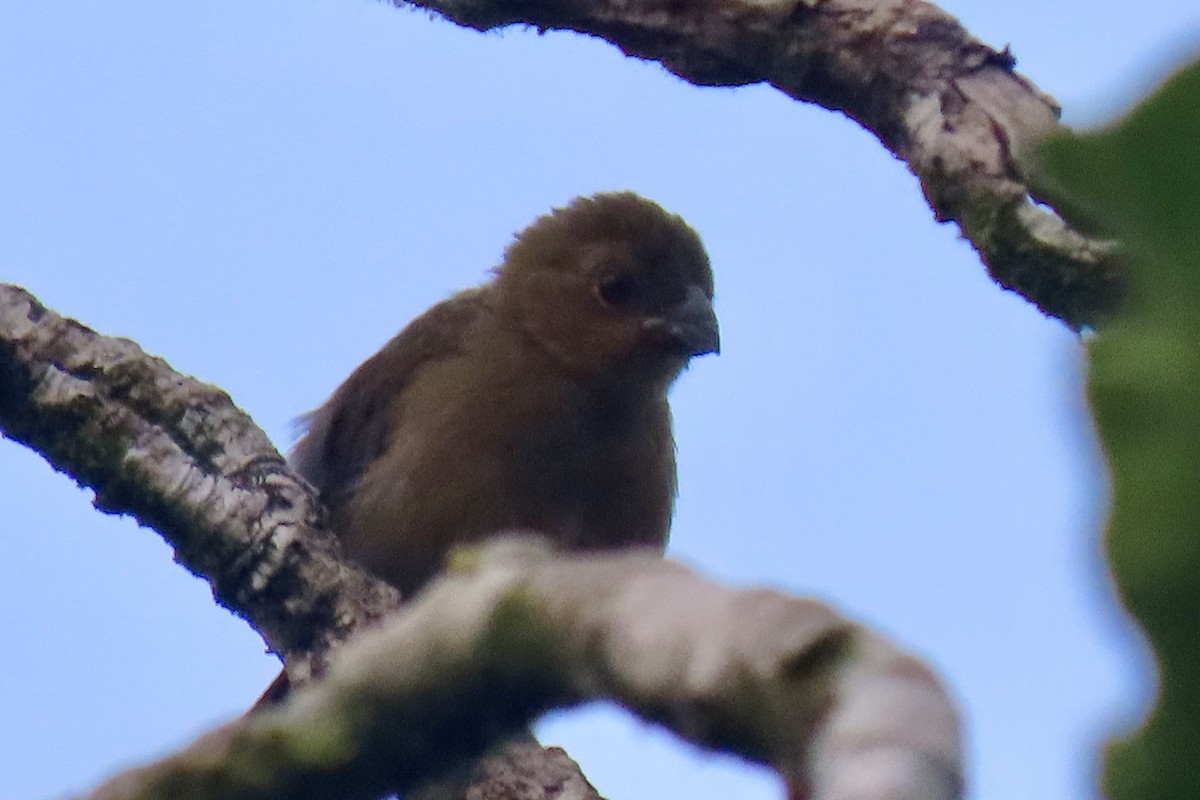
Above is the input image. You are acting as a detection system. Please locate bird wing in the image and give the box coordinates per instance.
[289,287,487,505]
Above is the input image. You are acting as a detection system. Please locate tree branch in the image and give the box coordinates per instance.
[395,0,1122,327]
[79,540,963,800]
[0,282,400,684]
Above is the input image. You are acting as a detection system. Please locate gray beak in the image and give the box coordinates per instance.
[649,285,720,357]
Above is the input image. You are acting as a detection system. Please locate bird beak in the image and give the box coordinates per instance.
[646,285,720,357]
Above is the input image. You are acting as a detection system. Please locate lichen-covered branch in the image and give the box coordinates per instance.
[80,539,963,800]
[393,0,1121,327]
[0,282,401,683]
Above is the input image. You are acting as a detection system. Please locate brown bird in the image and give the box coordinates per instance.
[292,190,718,596]
[252,192,717,707]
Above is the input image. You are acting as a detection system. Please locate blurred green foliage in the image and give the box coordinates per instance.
[1036,58,1200,798]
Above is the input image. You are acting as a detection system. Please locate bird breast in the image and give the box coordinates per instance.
[332,348,676,596]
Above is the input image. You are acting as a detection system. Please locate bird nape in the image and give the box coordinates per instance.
[259,191,718,705]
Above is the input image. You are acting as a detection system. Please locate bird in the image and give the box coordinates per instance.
[287,191,719,599]
[251,192,717,708]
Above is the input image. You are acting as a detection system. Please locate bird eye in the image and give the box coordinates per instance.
[597,274,637,308]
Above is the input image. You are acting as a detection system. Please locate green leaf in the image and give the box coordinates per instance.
[1035,59,1200,799]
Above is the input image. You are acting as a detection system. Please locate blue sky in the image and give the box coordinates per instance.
[1,2,1197,798]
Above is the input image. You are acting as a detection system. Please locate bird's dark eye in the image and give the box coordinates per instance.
[597,274,637,308]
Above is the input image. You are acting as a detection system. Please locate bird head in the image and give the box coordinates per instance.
[496,192,719,388]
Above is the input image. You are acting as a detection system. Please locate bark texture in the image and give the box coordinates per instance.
[0,283,401,684]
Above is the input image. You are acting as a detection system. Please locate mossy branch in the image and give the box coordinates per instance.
[80,540,962,800]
